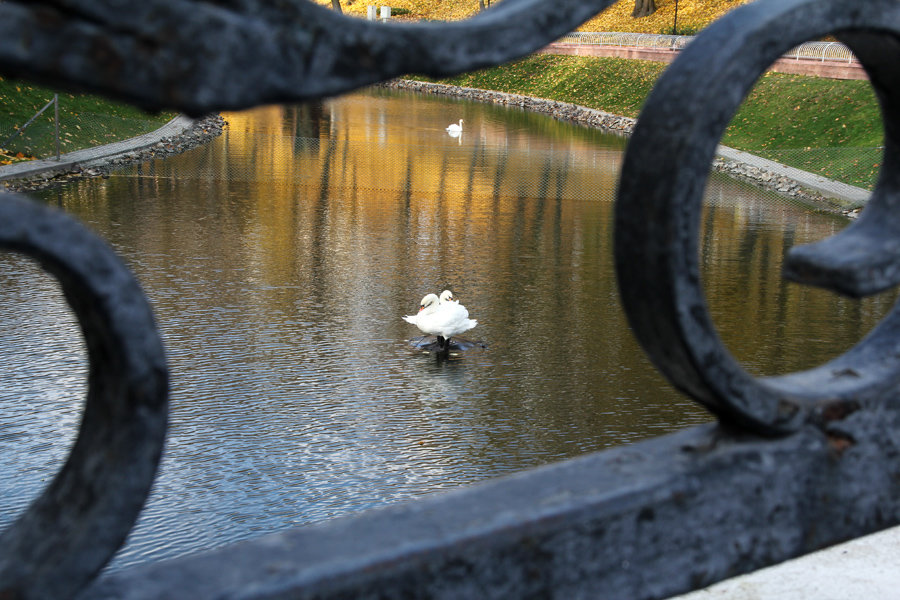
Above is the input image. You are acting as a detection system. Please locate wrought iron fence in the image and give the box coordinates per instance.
[1,1,899,599]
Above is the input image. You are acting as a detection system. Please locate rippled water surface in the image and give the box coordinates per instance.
[0,88,892,570]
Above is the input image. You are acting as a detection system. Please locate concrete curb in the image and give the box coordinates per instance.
[0,115,196,182]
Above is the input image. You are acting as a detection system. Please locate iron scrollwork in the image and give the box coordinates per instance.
[0,195,168,600]
[615,0,900,435]
[0,0,618,115]
[0,1,620,597]
[1,0,898,597]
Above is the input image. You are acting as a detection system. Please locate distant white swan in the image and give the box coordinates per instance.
[446,119,463,134]
[403,292,477,351]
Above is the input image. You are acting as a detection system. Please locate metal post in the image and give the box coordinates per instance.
[0,96,57,153]
[672,0,679,36]
[54,94,59,160]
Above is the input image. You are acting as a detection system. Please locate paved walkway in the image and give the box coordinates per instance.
[671,524,900,599]
[717,144,871,208]
[0,115,195,181]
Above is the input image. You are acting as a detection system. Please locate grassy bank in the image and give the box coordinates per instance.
[310,0,880,189]
[0,77,173,164]
[417,54,882,189]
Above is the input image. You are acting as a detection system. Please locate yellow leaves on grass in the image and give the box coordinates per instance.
[0,150,34,165]
[311,0,746,30]
[309,0,746,28]
[580,0,751,34]
[309,0,479,21]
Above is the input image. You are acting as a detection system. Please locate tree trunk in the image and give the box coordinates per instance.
[632,0,656,18]
[478,0,486,10]
[331,0,342,13]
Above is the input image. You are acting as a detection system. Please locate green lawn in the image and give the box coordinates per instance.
[420,54,882,189]
[0,76,174,164]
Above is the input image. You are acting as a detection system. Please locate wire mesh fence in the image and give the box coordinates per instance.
[0,96,170,164]
[760,146,881,190]
[0,95,59,161]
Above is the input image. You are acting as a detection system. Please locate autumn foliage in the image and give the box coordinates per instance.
[312,0,750,33]
[581,0,750,33]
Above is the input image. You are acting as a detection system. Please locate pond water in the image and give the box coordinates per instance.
[0,88,892,571]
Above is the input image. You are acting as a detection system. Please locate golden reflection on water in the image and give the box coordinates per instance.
[216,95,893,378]
[700,182,894,375]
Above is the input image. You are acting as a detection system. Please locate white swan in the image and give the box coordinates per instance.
[403,292,477,351]
[446,119,463,134]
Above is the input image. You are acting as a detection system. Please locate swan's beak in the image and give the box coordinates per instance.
[419,306,425,312]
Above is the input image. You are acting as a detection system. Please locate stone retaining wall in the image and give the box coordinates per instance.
[540,43,867,81]
[387,79,637,135]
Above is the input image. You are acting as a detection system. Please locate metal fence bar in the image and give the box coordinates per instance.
[0,95,57,151]
[78,417,900,600]
[54,93,59,160]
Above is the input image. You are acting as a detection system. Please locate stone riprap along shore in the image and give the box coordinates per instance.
[388,79,637,135]
[386,79,868,218]
[1,114,226,193]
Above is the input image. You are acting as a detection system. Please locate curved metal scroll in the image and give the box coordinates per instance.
[0,1,622,597]
[0,195,168,600]
[0,0,616,115]
[615,0,900,435]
